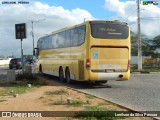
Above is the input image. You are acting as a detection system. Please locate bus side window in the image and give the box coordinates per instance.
[58,32,65,48]
[55,34,59,49]
[65,30,71,47]
[71,28,78,46]
[51,35,55,49]
[78,25,86,45]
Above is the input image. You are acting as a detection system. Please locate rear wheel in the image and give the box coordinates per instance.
[59,67,65,82]
[65,67,71,83]
[9,66,12,69]
[39,65,43,75]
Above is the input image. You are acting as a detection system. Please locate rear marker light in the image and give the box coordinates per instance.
[128,60,131,69]
[86,59,91,68]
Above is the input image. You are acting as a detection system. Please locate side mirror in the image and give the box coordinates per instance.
[34,48,39,56]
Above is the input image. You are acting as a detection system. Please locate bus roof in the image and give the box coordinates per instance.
[39,20,128,40]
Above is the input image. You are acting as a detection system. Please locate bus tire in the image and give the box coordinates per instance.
[65,67,71,83]
[39,65,43,75]
[59,67,65,82]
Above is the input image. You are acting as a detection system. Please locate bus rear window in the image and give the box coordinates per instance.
[90,22,129,39]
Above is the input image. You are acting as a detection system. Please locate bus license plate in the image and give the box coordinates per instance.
[105,69,115,72]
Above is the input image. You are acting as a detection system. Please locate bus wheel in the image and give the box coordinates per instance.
[59,67,65,82]
[39,65,43,75]
[65,68,71,83]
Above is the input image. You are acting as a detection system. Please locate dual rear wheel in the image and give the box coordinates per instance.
[59,67,71,83]
[59,67,108,85]
[59,67,65,82]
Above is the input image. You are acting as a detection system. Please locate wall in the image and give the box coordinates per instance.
[131,56,151,64]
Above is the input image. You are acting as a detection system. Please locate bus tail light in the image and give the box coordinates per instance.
[86,59,91,68]
[128,60,130,69]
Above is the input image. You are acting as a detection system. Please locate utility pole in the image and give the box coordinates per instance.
[31,21,34,55]
[31,19,46,55]
[137,0,142,70]
[20,38,24,73]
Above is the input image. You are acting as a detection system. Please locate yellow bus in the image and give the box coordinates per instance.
[35,20,130,84]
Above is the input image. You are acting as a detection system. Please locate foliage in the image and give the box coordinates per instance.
[86,95,94,99]
[131,32,160,57]
[67,100,85,107]
[16,73,47,86]
[0,85,31,96]
[131,66,160,73]
[152,35,160,48]
[51,100,66,105]
[0,100,7,102]
[75,106,125,120]
[23,55,33,60]
[45,89,68,96]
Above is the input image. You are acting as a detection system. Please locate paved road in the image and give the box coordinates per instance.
[72,74,160,112]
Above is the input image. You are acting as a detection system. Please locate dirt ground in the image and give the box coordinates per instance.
[0,78,153,120]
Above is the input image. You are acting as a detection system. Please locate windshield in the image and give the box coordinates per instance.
[90,21,129,39]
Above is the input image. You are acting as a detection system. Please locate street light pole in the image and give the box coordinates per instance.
[31,19,46,55]
[31,21,34,55]
[137,0,142,70]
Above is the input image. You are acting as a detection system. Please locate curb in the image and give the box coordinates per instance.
[131,72,160,74]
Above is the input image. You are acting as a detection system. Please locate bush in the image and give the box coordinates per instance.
[16,73,47,86]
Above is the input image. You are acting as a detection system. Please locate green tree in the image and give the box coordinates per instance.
[149,35,160,58]
[131,32,153,56]
[131,31,138,56]
[152,35,160,49]
[23,55,33,61]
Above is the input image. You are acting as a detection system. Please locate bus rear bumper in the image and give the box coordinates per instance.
[89,71,130,81]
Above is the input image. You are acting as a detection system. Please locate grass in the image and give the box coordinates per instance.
[39,96,44,99]
[51,95,66,105]
[45,89,68,96]
[60,118,73,120]
[51,100,66,105]
[75,106,126,120]
[0,73,49,97]
[0,99,7,102]
[86,100,92,105]
[0,85,32,96]
[50,99,90,106]
[68,99,88,107]
[84,106,106,111]
[98,102,117,106]
[16,72,48,86]
[131,64,160,73]
[86,95,94,99]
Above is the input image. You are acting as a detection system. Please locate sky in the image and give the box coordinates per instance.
[0,0,160,57]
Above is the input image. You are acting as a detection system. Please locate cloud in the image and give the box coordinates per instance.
[104,0,160,38]
[0,2,93,56]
